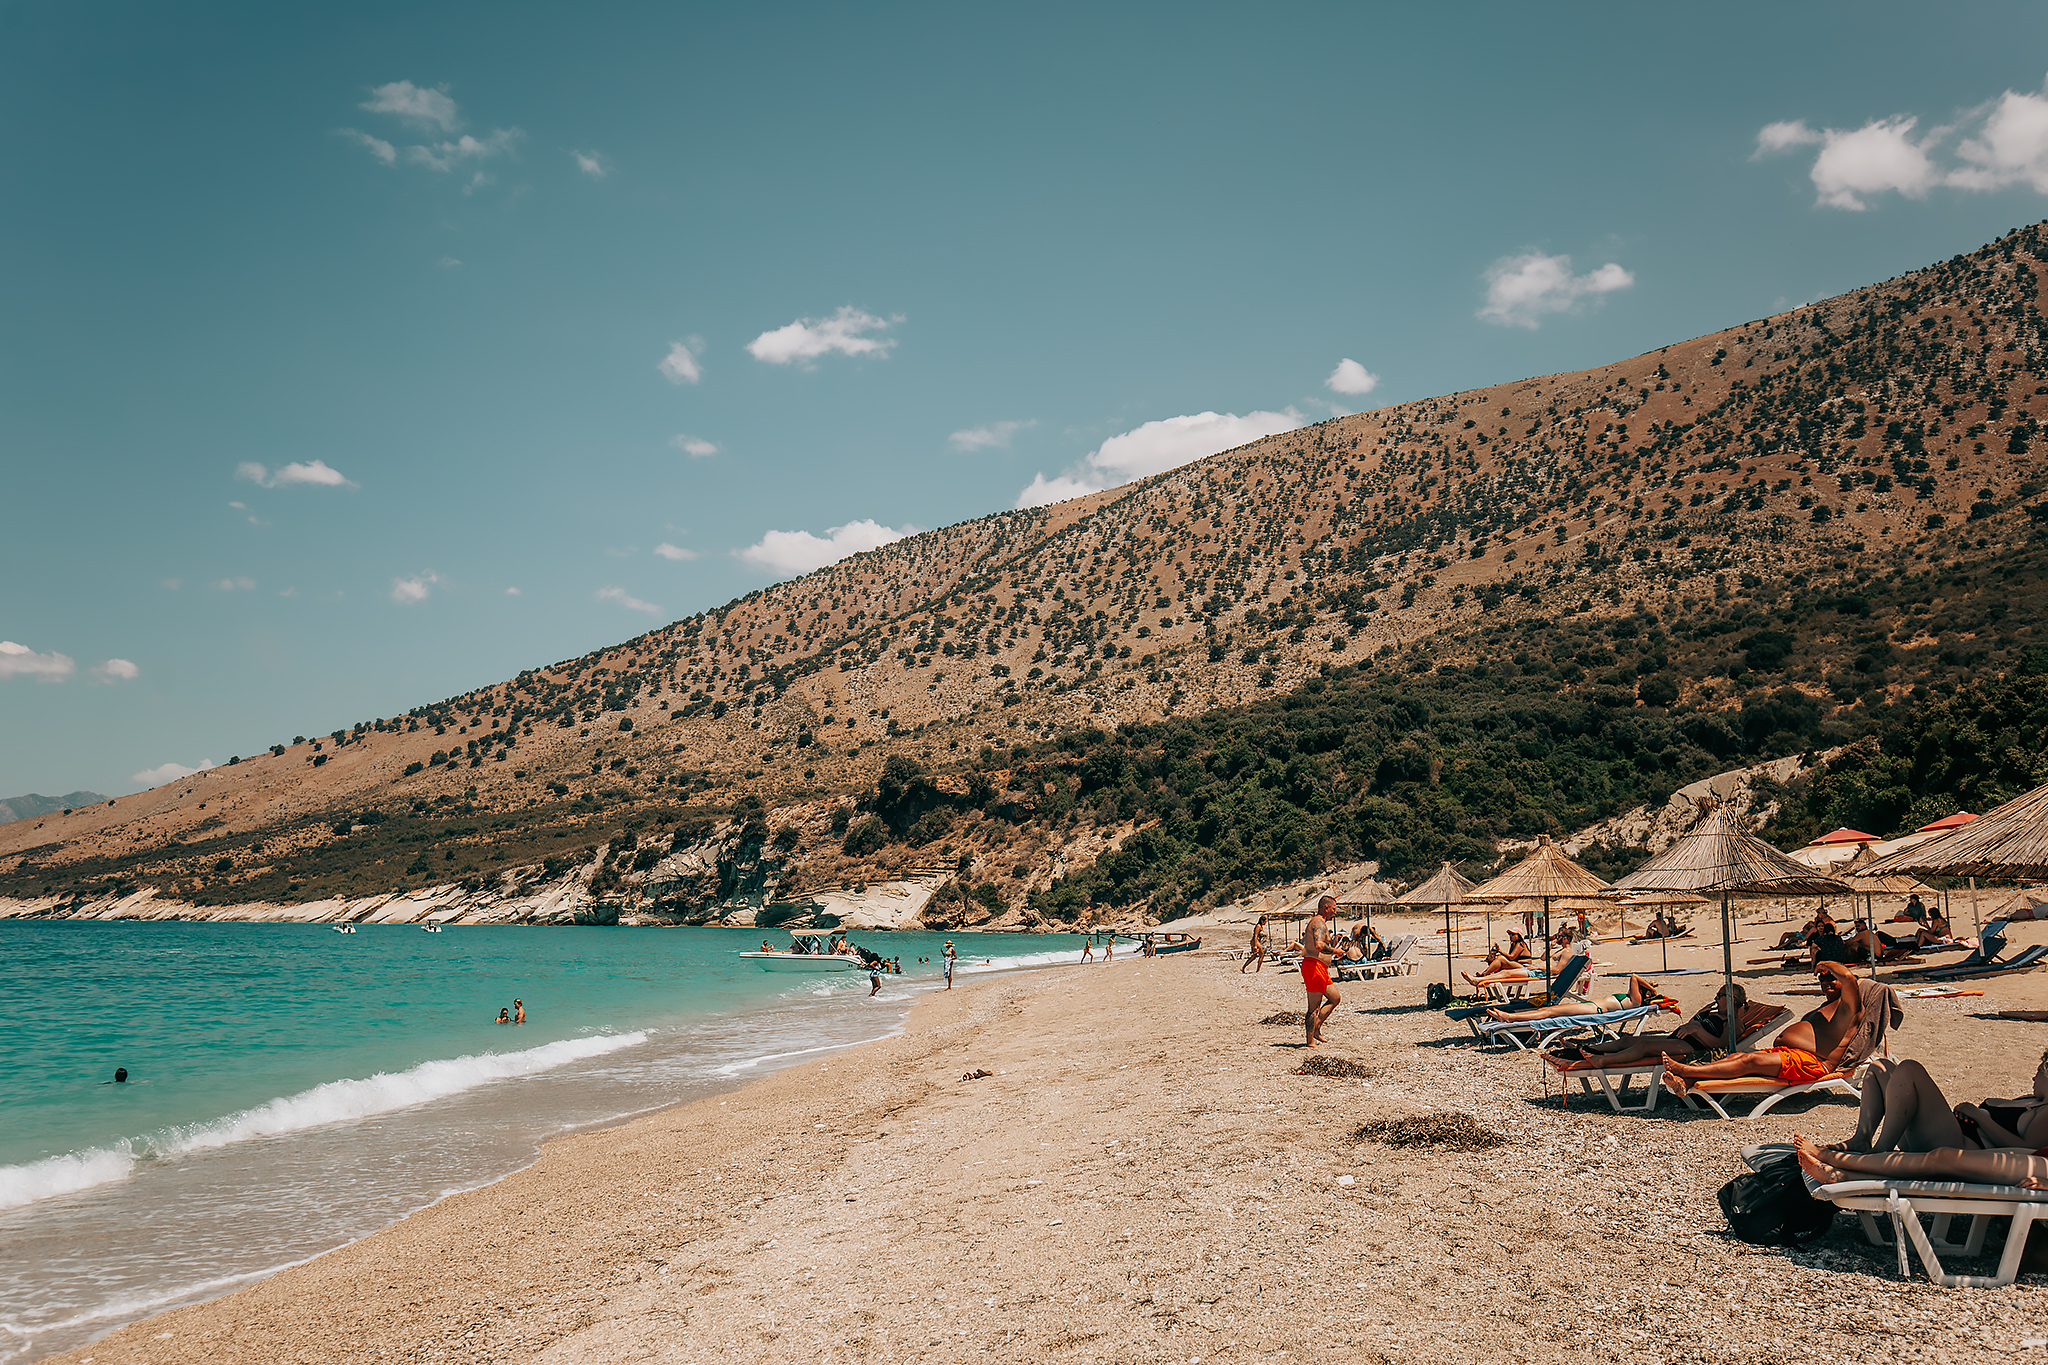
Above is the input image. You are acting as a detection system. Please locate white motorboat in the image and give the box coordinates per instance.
[740,931,873,973]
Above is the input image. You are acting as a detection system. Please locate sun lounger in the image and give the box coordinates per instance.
[1475,1001,1663,1052]
[1550,1006,1792,1114]
[1894,920,2009,978]
[1741,1145,2048,1288]
[1445,953,1589,1028]
[1629,926,1694,944]
[1915,942,2048,982]
[1334,934,1418,982]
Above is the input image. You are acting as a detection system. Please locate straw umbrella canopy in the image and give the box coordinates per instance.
[1614,805,1853,1047]
[1333,878,1395,937]
[1860,785,2048,939]
[1470,836,1611,992]
[1394,862,1501,991]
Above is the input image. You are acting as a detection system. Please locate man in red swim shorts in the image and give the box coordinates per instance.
[1294,895,1343,1047]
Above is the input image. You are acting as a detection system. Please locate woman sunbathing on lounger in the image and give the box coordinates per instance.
[1485,973,1676,1023]
[1819,1052,2048,1153]
[1794,1131,2048,1191]
[1660,961,1866,1099]
[1543,984,1767,1068]
[1472,931,1531,975]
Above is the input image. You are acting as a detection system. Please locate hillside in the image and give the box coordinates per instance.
[9,221,2048,922]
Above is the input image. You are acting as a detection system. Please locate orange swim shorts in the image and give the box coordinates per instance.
[1771,1047,1830,1084]
[1301,958,1331,994]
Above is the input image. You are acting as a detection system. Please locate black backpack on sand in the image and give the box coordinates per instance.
[1425,982,1452,1009]
[1718,1152,1837,1246]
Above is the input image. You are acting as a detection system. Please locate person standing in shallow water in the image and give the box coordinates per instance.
[513,999,525,1025]
[495,1008,510,1025]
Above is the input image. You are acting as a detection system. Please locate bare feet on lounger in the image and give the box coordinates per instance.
[1792,1133,1846,1186]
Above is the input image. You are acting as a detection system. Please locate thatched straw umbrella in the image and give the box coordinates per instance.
[1614,805,1852,1049]
[1395,862,1500,991]
[1470,836,1611,994]
[1862,788,2048,939]
[1334,878,1395,938]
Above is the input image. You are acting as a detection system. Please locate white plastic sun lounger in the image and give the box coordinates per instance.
[1475,1001,1663,1052]
[1742,1145,2048,1287]
[1552,1007,1793,1114]
[1681,1059,1871,1119]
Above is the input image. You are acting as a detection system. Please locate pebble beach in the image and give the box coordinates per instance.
[44,914,2048,1365]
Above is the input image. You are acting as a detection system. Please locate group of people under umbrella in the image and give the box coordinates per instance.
[1342,780,2048,1056]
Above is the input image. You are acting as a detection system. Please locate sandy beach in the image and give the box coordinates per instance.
[46,912,2048,1365]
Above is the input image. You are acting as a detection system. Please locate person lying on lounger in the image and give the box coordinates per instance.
[1818,1052,2048,1153]
[1660,960,1865,1100]
[1794,1131,2048,1191]
[1774,911,1835,951]
[1473,931,1532,975]
[1542,984,1775,1068]
[1633,912,1687,941]
[1484,973,1677,1022]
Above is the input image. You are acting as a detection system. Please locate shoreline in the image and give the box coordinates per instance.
[42,929,2048,1365]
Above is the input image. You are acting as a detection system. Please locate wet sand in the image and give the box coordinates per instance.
[48,913,2048,1365]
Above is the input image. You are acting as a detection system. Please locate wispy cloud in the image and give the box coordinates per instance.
[341,128,397,164]
[1477,253,1634,329]
[1325,359,1380,396]
[736,519,915,578]
[671,433,718,457]
[573,150,609,179]
[236,459,356,489]
[91,658,140,683]
[746,307,900,366]
[216,577,257,591]
[654,542,700,561]
[1015,409,1306,508]
[596,586,663,615]
[659,338,705,386]
[390,572,439,604]
[361,81,460,131]
[131,759,214,788]
[505,586,521,595]
[0,641,76,682]
[949,419,1034,452]
[403,129,521,174]
[1756,78,2048,209]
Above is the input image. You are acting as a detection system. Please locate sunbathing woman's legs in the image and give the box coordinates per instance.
[1659,1051,1784,1096]
[1549,1035,1703,1070]
[1460,967,1533,990]
[1793,1133,2047,1189]
[1487,999,1601,1022]
[1835,1059,1971,1153]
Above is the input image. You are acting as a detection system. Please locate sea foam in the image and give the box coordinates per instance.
[0,1031,647,1213]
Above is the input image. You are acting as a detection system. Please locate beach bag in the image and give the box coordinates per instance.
[1425,982,1452,1009]
[1717,1153,1836,1246]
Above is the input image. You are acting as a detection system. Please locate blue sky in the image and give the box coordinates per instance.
[6,1,2048,798]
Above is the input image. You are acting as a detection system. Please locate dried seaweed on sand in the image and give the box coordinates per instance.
[1259,1010,1305,1025]
[1295,1054,1377,1079]
[1351,1112,1507,1151]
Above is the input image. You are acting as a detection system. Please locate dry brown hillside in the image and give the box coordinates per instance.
[10,220,2048,909]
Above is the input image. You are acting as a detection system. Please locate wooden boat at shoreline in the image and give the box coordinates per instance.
[1143,932,1202,955]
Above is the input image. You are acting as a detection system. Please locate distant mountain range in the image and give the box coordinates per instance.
[0,792,108,825]
[9,219,2048,918]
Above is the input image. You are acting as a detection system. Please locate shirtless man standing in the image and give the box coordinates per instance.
[1240,916,1266,973]
[1660,960,1863,1098]
[1293,896,1343,1047]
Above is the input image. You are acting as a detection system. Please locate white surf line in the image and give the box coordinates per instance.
[0,1031,648,1214]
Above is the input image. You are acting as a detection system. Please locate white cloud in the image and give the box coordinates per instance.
[659,339,705,386]
[1754,120,1824,156]
[746,307,899,366]
[341,128,397,164]
[1477,253,1634,329]
[362,81,461,131]
[654,542,700,561]
[437,256,462,269]
[596,586,663,615]
[0,641,76,682]
[91,658,140,683]
[390,572,438,604]
[216,577,257,591]
[405,128,521,174]
[1325,358,1379,396]
[671,433,718,456]
[736,519,914,577]
[505,586,521,595]
[236,459,355,489]
[160,578,182,590]
[574,150,609,179]
[1953,86,2048,193]
[949,419,1034,452]
[1015,408,1305,508]
[131,759,215,788]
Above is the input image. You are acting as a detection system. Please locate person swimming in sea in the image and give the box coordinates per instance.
[101,1067,128,1084]
[513,999,525,1025]
[496,1008,511,1025]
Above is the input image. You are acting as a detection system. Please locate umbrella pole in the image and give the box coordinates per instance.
[1721,891,1736,1054]
[1970,877,1981,942]
[1543,895,1553,1000]
[1445,902,1453,993]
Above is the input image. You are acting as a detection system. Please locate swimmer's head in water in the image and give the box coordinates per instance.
[113,1067,128,1083]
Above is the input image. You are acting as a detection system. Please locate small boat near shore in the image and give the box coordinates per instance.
[740,932,875,973]
[1143,932,1202,955]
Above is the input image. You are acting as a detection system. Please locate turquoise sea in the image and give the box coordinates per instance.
[0,921,1104,1362]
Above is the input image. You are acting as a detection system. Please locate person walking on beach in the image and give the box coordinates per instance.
[1293,896,1343,1047]
[1102,935,1114,963]
[513,999,525,1025]
[1241,916,1267,973]
[1081,935,1095,963]
[869,967,883,996]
